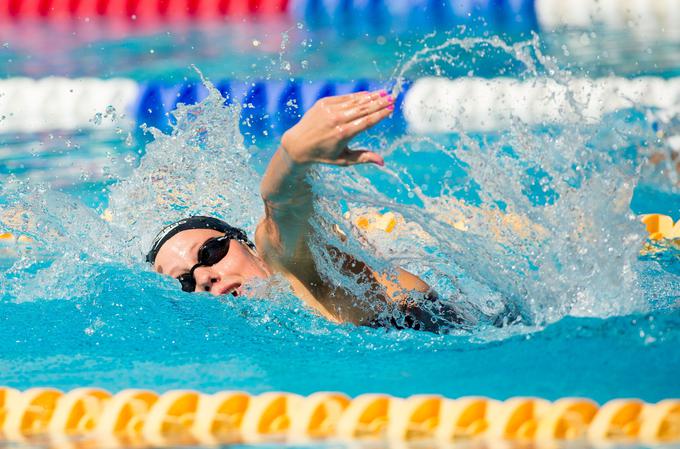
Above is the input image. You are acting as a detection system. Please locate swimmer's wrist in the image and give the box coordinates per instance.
[281,131,315,166]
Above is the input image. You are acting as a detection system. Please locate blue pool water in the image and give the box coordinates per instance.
[0,21,679,426]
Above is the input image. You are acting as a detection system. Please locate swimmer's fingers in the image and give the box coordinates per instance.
[341,92,394,122]
[322,91,371,106]
[340,105,393,140]
[330,147,384,167]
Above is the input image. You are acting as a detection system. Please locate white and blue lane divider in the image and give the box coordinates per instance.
[0,78,394,135]
[1,77,680,135]
[289,0,680,34]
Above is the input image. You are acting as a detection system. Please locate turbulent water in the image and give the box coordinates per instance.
[0,34,678,400]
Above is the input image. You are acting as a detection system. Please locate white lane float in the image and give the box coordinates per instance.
[403,76,680,133]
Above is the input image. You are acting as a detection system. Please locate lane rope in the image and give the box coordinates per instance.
[3,0,678,36]
[0,388,677,444]
[1,0,289,20]
[0,77,390,134]
[2,76,680,134]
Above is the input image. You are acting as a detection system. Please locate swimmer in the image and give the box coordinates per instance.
[146,90,468,333]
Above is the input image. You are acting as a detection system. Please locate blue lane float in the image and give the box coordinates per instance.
[290,0,680,35]
[290,0,538,33]
[133,79,401,137]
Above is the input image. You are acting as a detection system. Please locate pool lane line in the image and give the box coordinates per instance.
[1,76,680,135]
[0,387,678,445]
[2,0,679,38]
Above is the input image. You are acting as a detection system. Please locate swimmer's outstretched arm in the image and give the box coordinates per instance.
[259,91,388,254]
[256,91,430,323]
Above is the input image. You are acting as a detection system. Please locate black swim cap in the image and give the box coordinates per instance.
[145,216,254,264]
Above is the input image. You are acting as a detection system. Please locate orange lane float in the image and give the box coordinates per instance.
[335,393,391,439]
[351,210,680,259]
[435,396,498,442]
[94,388,158,440]
[641,214,680,240]
[534,397,599,441]
[288,391,350,439]
[239,392,302,441]
[587,398,646,442]
[0,388,678,445]
[2,387,63,440]
[2,213,675,251]
[191,390,250,443]
[48,388,111,436]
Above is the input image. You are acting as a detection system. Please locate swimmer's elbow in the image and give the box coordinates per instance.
[395,268,431,293]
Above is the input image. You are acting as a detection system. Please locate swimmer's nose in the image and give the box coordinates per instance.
[193,266,219,293]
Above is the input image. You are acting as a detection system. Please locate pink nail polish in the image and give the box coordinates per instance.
[388,104,394,110]
[387,95,394,103]
[379,90,388,97]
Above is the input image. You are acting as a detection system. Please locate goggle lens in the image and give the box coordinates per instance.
[176,236,231,292]
[197,236,230,266]
[178,273,196,292]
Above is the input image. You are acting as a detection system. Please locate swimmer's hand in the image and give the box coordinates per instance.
[280,90,394,167]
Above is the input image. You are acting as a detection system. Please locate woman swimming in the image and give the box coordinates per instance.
[146,90,468,333]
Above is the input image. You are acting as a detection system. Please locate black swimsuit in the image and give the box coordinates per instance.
[368,290,468,333]
[368,290,521,333]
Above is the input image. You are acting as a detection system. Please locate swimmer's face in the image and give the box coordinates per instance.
[153,229,271,296]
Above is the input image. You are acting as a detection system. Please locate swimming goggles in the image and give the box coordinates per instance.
[177,234,233,292]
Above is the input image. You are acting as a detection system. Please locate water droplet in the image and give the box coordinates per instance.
[252,39,261,47]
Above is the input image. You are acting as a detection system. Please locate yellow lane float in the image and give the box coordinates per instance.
[534,397,599,441]
[335,393,391,439]
[48,388,111,436]
[0,232,32,243]
[191,390,250,443]
[486,397,551,440]
[639,399,680,443]
[94,389,158,438]
[0,388,678,445]
[141,390,200,446]
[288,391,350,439]
[240,392,302,441]
[2,212,676,254]
[353,210,679,242]
[3,387,63,439]
[0,387,21,428]
[435,396,498,441]
[587,398,646,441]
[387,394,441,441]
[642,214,680,240]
